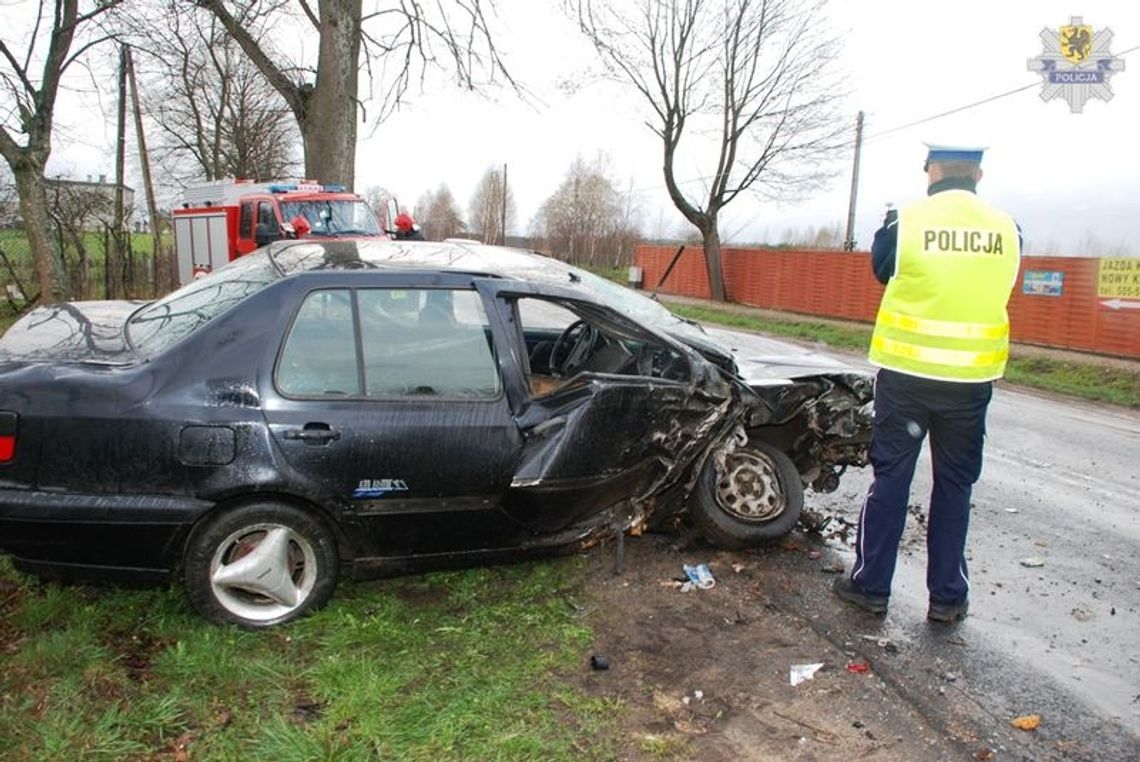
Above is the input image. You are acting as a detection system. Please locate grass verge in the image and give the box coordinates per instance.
[0,556,620,760]
[668,302,1140,408]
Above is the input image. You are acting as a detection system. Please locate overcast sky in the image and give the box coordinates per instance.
[41,0,1140,255]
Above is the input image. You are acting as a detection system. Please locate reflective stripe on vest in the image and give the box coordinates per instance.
[874,307,1009,340]
[869,190,1020,382]
[871,335,1008,371]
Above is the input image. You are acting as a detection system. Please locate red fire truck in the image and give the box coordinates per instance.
[172,179,393,284]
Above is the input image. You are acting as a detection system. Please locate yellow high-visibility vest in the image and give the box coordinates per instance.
[869,189,1021,382]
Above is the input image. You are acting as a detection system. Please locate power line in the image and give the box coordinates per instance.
[864,42,1139,144]
[626,42,1138,194]
[862,82,1038,144]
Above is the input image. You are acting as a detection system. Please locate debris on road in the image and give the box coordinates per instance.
[860,634,901,653]
[1019,557,1047,568]
[799,508,833,534]
[846,661,870,674]
[789,663,825,686]
[1071,606,1093,622]
[1010,714,1041,731]
[681,563,716,591]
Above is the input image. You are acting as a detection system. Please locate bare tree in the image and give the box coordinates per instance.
[197,0,516,190]
[127,1,299,186]
[570,0,845,300]
[362,184,396,230]
[469,165,515,244]
[415,184,466,241]
[530,154,641,268]
[43,179,137,298]
[0,0,123,304]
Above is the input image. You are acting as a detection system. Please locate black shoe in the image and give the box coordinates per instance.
[831,577,888,615]
[928,599,969,623]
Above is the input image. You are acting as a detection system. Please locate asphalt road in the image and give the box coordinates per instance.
[707,326,1140,759]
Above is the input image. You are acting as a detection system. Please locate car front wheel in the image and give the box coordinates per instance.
[183,502,339,628]
[690,440,804,548]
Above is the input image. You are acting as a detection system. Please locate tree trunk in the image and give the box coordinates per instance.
[12,165,66,304]
[301,0,362,188]
[702,225,727,302]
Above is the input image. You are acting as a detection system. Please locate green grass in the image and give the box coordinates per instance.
[668,302,1140,408]
[0,556,622,760]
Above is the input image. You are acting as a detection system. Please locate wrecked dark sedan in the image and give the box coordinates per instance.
[0,240,872,627]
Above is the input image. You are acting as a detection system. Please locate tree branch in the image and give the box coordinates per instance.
[196,0,305,118]
[295,0,320,29]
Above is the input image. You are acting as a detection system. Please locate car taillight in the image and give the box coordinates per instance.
[0,411,17,463]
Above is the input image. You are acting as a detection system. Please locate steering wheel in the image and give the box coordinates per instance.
[634,342,688,380]
[549,319,599,377]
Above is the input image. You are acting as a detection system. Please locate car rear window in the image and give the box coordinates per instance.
[126,254,280,356]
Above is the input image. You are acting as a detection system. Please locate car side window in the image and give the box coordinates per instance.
[514,296,691,397]
[276,288,501,399]
[257,201,278,232]
[358,288,500,398]
[277,290,360,396]
[239,203,253,238]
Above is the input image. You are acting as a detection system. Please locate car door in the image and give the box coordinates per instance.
[262,281,527,556]
[477,282,728,534]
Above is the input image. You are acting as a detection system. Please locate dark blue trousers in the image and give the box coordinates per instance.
[851,369,993,605]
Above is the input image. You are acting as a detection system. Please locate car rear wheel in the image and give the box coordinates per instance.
[690,440,804,548]
[183,502,339,628]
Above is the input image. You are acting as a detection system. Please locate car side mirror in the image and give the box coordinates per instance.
[255,222,281,247]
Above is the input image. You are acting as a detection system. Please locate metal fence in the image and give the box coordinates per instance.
[0,225,161,314]
[634,244,1140,360]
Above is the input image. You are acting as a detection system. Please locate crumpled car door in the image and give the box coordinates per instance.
[476,282,746,534]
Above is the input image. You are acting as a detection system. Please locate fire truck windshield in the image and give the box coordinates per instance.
[280,199,382,237]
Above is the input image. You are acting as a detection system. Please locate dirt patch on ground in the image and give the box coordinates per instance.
[573,531,969,760]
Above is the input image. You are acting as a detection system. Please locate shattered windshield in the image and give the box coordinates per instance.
[280,199,382,236]
[126,254,280,357]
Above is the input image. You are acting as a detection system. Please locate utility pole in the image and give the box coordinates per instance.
[500,163,508,245]
[125,46,168,296]
[108,45,129,298]
[843,110,865,252]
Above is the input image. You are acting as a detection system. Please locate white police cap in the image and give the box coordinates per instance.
[923,143,986,165]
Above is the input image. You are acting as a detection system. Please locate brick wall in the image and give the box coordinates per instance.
[634,245,1140,360]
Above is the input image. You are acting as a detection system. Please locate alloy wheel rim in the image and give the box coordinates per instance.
[208,522,318,622]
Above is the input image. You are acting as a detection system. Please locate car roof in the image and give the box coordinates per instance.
[269,239,587,289]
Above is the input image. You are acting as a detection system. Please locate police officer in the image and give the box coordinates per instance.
[832,144,1021,622]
